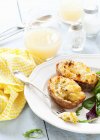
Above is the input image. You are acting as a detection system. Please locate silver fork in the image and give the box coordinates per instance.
[13,71,66,116]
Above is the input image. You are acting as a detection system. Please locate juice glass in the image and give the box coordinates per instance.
[24,15,61,63]
[59,0,83,23]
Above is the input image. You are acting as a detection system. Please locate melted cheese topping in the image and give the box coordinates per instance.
[49,76,85,102]
[57,60,98,84]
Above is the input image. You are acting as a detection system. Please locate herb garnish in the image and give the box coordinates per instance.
[23,129,43,138]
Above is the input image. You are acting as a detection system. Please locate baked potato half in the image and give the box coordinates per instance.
[56,60,98,92]
[48,76,86,109]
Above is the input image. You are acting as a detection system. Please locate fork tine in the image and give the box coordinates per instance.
[0,27,16,37]
[0,28,24,42]
[52,107,66,115]
[49,97,66,115]
[56,109,66,114]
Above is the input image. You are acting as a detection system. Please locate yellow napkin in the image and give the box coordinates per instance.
[0,48,36,121]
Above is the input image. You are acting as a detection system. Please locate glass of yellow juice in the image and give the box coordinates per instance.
[59,0,83,23]
[24,16,61,63]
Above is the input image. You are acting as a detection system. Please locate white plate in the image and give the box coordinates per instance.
[25,54,100,134]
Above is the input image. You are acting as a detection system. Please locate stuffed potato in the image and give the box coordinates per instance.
[48,76,86,109]
[56,60,98,92]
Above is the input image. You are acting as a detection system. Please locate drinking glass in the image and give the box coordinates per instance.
[59,0,83,24]
[24,15,61,62]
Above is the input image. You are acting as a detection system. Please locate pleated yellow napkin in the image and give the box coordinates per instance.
[0,48,36,121]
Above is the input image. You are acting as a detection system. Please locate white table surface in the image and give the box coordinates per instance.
[0,0,100,140]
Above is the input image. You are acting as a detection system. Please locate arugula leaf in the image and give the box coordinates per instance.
[76,106,83,116]
[23,129,43,138]
[82,96,95,110]
[96,93,100,101]
[94,87,100,95]
[76,97,96,116]
[93,80,100,94]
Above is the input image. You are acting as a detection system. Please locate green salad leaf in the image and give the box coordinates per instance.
[23,129,43,138]
[96,71,100,75]
[96,93,100,101]
[96,98,100,116]
[94,87,100,95]
[76,106,83,116]
[82,96,95,110]
[76,97,96,116]
[93,80,100,94]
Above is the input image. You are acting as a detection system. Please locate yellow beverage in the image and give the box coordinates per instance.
[59,0,83,23]
[25,28,61,60]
